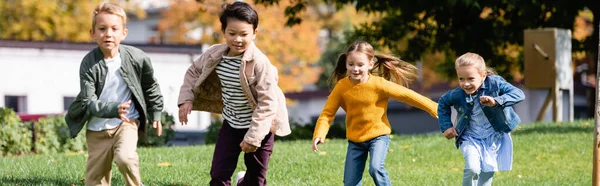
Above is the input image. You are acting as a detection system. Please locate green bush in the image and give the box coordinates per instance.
[0,108,32,156]
[139,112,176,147]
[204,119,223,145]
[34,116,66,154]
[34,116,86,154]
[62,128,86,153]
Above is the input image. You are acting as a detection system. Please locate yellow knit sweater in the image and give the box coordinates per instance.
[313,76,438,143]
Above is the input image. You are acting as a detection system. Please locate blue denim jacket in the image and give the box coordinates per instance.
[437,75,525,148]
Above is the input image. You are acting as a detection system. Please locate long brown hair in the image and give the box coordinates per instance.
[328,40,418,87]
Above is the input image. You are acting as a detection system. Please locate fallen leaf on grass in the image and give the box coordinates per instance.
[451,168,459,171]
[318,151,327,156]
[64,152,83,156]
[584,122,590,126]
[157,162,172,167]
[400,145,411,149]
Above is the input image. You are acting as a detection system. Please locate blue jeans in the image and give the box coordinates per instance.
[343,135,390,186]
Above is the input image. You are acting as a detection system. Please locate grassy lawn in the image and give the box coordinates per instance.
[0,120,593,185]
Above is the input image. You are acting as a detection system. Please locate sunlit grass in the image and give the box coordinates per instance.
[0,120,593,185]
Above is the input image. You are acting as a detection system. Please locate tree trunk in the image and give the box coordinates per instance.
[593,18,600,186]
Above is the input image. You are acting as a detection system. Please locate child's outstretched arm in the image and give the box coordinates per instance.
[491,77,525,107]
[437,91,457,139]
[312,84,342,152]
[382,80,438,118]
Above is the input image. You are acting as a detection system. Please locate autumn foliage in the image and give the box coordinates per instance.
[0,0,147,42]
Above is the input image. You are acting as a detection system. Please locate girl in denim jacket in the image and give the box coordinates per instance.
[438,52,525,186]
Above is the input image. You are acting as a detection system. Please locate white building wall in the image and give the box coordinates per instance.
[125,18,159,44]
[0,46,210,131]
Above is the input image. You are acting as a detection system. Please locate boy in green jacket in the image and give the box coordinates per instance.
[65,2,163,186]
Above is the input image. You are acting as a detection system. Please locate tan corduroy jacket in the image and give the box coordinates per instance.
[178,43,290,147]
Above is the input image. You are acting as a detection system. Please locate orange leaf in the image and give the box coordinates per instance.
[157,162,172,167]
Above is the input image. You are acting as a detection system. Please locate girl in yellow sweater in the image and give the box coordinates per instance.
[312,40,438,186]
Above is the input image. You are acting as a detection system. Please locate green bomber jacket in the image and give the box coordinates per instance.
[65,45,163,138]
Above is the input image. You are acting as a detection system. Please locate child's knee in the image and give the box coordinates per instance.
[114,153,138,168]
[463,167,481,176]
[368,164,385,175]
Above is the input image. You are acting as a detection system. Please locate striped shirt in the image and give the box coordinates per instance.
[216,55,253,128]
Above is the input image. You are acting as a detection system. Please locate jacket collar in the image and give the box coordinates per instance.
[93,45,130,66]
[480,76,488,90]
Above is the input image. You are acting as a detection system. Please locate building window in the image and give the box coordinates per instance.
[63,96,76,111]
[4,95,27,113]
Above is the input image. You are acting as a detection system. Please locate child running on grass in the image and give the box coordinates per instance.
[177,2,290,186]
[65,2,164,186]
[312,40,438,186]
[437,52,525,186]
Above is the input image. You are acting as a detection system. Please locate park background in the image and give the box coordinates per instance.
[0,0,598,185]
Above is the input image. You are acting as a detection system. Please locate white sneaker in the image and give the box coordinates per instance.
[234,171,246,186]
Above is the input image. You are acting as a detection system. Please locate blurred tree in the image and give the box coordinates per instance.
[159,0,322,92]
[256,0,599,81]
[0,0,146,42]
[156,0,222,44]
[298,2,380,88]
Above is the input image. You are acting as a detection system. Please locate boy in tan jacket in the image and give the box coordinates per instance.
[177,2,290,186]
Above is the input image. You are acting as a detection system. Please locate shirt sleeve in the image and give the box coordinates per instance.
[381,79,438,118]
[437,91,454,132]
[313,83,343,141]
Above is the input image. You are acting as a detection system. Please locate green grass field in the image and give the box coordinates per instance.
[0,120,593,185]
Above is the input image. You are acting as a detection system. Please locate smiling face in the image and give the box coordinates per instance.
[90,12,127,58]
[456,65,486,94]
[223,18,257,56]
[346,51,374,84]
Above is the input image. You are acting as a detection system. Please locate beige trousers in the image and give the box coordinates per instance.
[85,119,141,186]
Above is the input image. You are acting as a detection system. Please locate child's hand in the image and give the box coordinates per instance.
[153,120,162,136]
[178,102,192,125]
[479,96,497,107]
[443,128,458,139]
[118,100,131,122]
[312,138,324,152]
[240,141,257,153]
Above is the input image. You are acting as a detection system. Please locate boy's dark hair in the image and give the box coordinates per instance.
[219,1,259,31]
